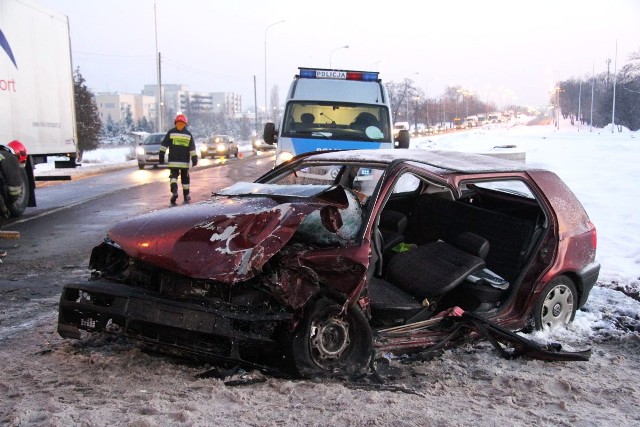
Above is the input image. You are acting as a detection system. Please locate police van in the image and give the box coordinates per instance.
[263,67,409,167]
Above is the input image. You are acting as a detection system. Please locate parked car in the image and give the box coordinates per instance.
[136,132,165,169]
[200,135,238,159]
[57,149,599,377]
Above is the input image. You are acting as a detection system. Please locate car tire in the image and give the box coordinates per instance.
[289,297,372,378]
[532,276,578,330]
[8,167,29,217]
[138,163,146,170]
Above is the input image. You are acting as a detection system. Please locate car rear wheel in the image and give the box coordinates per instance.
[533,276,577,330]
[289,297,372,378]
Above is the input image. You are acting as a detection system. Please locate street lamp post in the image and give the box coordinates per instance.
[329,45,349,68]
[264,19,284,123]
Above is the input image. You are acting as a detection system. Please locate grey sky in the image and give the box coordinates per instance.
[37,0,640,110]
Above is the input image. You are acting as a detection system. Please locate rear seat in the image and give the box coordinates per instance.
[404,195,536,282]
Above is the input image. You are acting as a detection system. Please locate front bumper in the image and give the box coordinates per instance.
[58,280,292,361]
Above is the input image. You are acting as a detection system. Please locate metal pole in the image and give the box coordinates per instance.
[590,62,594,132]
[264,20,284,124]
[154,1,162,132]
[577,80,582,131]
[611,40,618,133]
[329,45,349,68]
[253,75,258,136]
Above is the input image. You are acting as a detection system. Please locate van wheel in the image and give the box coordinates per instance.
[9,167,29,217]
[138,163,146,170]
[289,297,372,378]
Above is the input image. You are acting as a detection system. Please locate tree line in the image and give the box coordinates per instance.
[555,48,640,131]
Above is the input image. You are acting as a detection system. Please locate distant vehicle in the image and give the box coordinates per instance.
[136,132,164,169]
[58,148,599,378]
[477,115,487,126]
[251,135,276,155]
[263,67,410,169]
[393,121,410,137]
[465,115,479,127]
[488,113,500,123]
[1,0,78,213]
[200,135,238,158]
[453,118,466,129]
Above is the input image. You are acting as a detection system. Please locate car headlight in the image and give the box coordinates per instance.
[217,143,226,152]
[136,147,145,155]
[201,145,208,152]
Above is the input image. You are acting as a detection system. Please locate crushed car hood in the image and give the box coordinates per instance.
[106,185,349,283]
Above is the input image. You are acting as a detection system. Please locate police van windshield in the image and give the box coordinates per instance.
[281,102,391,142]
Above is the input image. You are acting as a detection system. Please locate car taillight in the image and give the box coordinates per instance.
[588,221,597,249]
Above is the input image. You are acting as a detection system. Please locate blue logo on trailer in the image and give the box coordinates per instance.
[0,28,18,69]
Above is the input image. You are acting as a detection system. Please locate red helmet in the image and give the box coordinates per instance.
[8,140,27,164]
[175,114,188,125]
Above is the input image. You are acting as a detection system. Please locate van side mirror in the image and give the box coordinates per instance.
[263,122,277,145]
[394,129,410,149]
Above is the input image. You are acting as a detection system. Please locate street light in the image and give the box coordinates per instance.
[329,45,349,68]
[264,19,284,123]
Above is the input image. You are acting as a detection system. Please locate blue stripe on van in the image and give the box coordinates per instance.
[291,138,387,154]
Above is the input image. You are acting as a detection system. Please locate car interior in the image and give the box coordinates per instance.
[367,172,548,327]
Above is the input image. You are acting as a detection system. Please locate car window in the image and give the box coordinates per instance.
[392,172,421,194]
[472,179,535,199]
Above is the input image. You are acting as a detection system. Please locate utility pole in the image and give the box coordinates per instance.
[611,40,618,133]
[590,62,594,132]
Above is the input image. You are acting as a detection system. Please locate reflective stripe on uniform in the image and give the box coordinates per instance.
[167,161,189,168]
[8,185,21,196]
[190,150,197,157]
[159,146,168,152]
[170,133,191,147]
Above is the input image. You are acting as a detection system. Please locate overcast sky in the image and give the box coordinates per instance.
[36,0,640,110]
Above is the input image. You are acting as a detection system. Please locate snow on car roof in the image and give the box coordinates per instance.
[302,149,535,174]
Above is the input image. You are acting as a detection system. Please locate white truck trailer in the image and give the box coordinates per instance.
[0,0,77,214]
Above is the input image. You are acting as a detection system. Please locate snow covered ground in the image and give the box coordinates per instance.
[11,118,638,426]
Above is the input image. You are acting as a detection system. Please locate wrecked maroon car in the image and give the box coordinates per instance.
[58,149,600,377]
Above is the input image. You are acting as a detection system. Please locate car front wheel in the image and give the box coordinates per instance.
[289,297,372,378]
[533,276,578,330]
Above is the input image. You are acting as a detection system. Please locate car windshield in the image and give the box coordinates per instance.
[260,161,387,203]
[143,134,163,145]
[281,102,391,142]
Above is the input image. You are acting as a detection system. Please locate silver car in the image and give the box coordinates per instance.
[136,132,165,169]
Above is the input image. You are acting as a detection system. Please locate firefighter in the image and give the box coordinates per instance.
[159,113,198,204]
[0,142,23,219]
[0,141,25,258]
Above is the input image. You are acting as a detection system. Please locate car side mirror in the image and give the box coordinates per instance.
[394,129,410,149]
[320,205,343,233]
[263,122,277,145]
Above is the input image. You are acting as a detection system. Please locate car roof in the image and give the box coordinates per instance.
[295,149,538,175]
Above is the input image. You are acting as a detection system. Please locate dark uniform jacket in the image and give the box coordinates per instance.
[0,148,22,200]
[159,127,197,168]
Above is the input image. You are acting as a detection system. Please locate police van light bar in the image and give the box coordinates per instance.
[298,68,379,82]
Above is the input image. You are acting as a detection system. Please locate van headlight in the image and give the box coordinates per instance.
[136,147,145,155]
[201,145,208,152]
[278,151,294,163]
[217,143,226,152]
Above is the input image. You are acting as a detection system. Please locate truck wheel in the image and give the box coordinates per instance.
[9,167,29,217]
[289,297,372,378]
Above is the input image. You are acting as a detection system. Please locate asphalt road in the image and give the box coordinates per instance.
[0,154,274,301]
